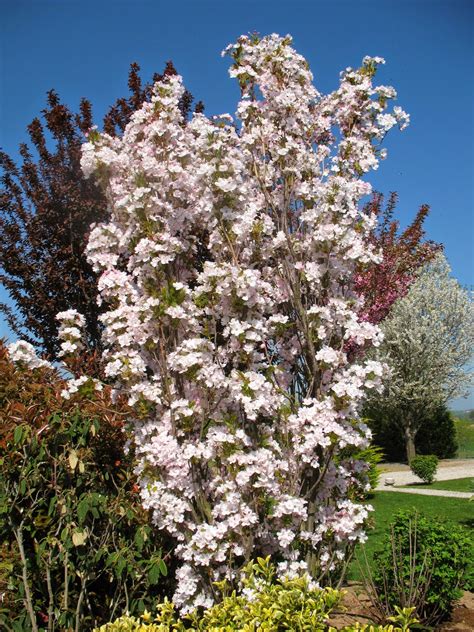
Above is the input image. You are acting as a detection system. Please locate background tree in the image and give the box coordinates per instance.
[0,63,200,365]
[366,253,474,462]
[367,403,458,462]
[355,191,441,325]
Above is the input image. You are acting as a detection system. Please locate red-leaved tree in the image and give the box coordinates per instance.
[0,62,200,366]
[355,192,441,325]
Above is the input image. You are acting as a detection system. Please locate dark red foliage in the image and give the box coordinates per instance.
[103,60,201,136]
[0,63,200,367]
[0,91,104,362]
[355,192,442,325]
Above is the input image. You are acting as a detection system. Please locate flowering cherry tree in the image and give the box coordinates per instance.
[78,34,409,610]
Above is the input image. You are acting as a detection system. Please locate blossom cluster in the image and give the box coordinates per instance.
[81,33,407,610]
[7,340,52,370]
[60,374,103,400]
[56,309,86,357]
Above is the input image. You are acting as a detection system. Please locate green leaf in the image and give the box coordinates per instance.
[105,552,117,568]
[115,555,127,578]
[47,496,57,517]
[134,529,144,551]
[13,425,23,445]
[148,562,161,585]
[77,498,89,523]
[158,558,168,576]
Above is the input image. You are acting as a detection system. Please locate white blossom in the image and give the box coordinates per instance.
[7,341,52,370]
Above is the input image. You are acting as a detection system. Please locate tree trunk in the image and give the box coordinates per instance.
[405,425,416,463]
[14,524,39,632]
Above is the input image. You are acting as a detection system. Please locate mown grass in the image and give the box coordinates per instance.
[400,477,474,492]
[454,417,474,458]
[348,491,474,582]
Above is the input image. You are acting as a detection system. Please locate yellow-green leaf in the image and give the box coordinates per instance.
[68,450,78,471]
[72,530,87,546]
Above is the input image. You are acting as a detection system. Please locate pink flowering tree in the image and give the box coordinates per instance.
[78,34,409,611]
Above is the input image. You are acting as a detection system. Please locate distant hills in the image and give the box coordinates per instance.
[450,409,474,421]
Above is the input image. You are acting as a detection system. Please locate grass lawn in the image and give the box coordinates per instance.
[454,417,474,458]
[400,477,474,492]
[348,491,474,582]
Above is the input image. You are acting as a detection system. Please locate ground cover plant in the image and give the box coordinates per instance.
[74,32,413,611]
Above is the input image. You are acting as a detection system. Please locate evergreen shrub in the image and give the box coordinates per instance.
[409,454,438,484]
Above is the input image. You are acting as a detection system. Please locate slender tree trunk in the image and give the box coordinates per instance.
[14,524,39,632]
[305,499,318,577]
[405,425,416,463]
[74,579,86,632]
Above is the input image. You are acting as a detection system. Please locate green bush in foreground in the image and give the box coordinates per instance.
[409,454,438,484]
[370,510,473,625]
[0,347,170,631]
[95,558,418,632]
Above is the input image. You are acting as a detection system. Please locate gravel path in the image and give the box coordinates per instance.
[375,487,472,498]
[375,459,473,497]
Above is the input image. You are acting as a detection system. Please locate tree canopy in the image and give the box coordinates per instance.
[367,253,473,461]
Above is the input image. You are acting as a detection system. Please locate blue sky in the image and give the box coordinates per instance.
[1,0,473,406]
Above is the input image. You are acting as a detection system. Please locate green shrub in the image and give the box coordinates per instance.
[369,510,473,626]
[96,613,416,632]
[357,444,385,492]
[95,558,419,632]
[409,454,438,484]
[0,346,171,631]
